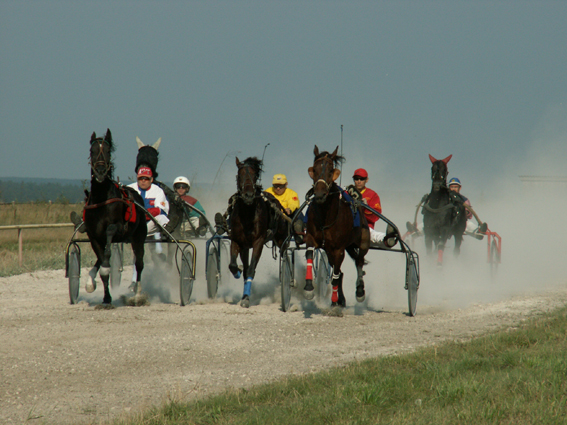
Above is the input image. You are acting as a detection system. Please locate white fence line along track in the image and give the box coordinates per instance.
[0,223,74,266]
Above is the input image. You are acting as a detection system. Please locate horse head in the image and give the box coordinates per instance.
[236,156,262,205]
[308,145,342,203]
[429,154,452,192]
[89,129,114,183]
[135,136,162,179]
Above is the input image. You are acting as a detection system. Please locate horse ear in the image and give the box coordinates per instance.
[90,132,97,142]
[331,146,339,157]
[105,129,112,142]
[314,145,319,157]
[136,137,145,150]
[152,138,161,150]
[332,168,341,181]
[308,167,314,180]
[429,154,437,163]
[235,157,241,167]
[442,155,452,164]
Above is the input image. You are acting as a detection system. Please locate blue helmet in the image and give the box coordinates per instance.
[448,177,461,187]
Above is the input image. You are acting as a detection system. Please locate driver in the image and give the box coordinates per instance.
[173,176,207,236]
[352,168,396,248]
[264,174,305,243]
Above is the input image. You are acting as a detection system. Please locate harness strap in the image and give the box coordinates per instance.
[422,202,454,213]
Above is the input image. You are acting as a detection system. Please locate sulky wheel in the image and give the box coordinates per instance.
[280,251,293,312]
[316,250,331,300]
[179,252,195,306]
[68,245,81,304]
[406,253,419,317]
[206,247,221,299]
[110,243,123,289]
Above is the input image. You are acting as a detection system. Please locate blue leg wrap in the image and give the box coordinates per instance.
[243,277,252,297]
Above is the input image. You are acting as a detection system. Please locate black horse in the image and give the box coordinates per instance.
[227,157,289,308]
[304,146,370,309]
[83,129,147,305]
[134,136,183,234]
[422,154,467,265]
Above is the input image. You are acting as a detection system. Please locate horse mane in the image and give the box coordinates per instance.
[239,156,263,176]
[314,150,345,168]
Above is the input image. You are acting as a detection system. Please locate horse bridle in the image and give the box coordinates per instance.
[431,163,448,191]
[237,163,259,203]
[312,155,334,192]
[90,138,112,182]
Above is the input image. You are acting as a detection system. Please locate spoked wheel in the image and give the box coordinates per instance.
[67,244,80,304]
[179,250,195,306]
[316,250,331,300]
[406,253,419,317]
[110,243,123,289]
[280,251,293,312]
[206,247,221,299]
[489,240,500,276]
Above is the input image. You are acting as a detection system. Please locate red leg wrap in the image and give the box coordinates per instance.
[306,259,313,280]
[332,285,339,303]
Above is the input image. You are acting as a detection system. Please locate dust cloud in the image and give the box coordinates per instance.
[80,129,566,314]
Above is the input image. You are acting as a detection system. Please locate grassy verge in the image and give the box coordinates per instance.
[0,202,99,276]
[114,307,567,425]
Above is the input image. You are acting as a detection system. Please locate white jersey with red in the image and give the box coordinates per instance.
[127,182,169,233]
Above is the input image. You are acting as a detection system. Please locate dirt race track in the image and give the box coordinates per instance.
[1,258,566,424]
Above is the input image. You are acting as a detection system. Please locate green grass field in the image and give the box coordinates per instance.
[112,307,567,425]
[0,202,99,276]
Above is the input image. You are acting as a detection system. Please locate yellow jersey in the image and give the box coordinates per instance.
[264,187,300,213]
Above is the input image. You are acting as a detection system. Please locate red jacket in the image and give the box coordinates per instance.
[360,187,382,229]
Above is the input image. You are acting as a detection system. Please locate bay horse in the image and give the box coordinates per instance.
[228,157,289,308]
[304,146,370,309]
[422,154,467,265]
[83,129,147,305]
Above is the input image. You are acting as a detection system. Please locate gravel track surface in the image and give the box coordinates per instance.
[1,259,566,425]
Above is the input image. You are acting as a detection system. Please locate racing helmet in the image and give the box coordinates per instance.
[448,177,461,187]
[173,176,191,190]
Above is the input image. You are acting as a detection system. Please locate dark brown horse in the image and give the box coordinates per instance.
[422,154,467,265]
[304,146,370,308]
[83,129,147,305]
[227,157,289,308]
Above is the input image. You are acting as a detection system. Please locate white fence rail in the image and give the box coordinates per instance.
[0,223,74,266]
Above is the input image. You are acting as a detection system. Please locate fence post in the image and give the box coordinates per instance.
[18,228,23,266]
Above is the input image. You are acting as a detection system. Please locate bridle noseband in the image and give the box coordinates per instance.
[237,164,258,205]
[90,138,112,183]
[312,155,335,202]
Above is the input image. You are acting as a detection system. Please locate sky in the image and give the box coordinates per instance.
[1,1,567,197]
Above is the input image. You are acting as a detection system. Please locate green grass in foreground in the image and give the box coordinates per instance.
[114,307,567,425]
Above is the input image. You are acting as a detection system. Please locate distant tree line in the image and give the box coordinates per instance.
[0,180,86,203]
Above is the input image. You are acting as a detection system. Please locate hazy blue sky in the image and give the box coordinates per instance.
[1,1,566,195]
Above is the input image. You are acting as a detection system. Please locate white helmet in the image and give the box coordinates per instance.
[173,176,190,188]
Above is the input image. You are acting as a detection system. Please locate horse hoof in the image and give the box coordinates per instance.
[304,290,314,301]
[233,271,242,279]
[85,282,96,293]
[356,295,366,303]
[328,305,344,317]
[240,296,250,308]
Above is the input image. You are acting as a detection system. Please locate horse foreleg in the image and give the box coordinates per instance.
[100,224,118,277]
[131,241,145,295]
[453,233,463,257]
[239,248,252,308]
[229,241,242,279]
[328,251,346,308]
[304,247,315,299]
